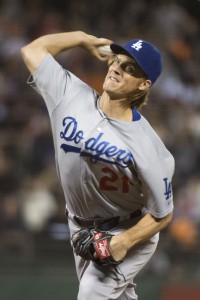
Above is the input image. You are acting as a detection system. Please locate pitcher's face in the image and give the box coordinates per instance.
[103,54,148,100]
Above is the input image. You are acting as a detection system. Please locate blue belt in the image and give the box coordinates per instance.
[73,210,142,231]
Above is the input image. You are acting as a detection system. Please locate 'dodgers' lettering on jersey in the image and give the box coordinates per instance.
[60,116,133,167]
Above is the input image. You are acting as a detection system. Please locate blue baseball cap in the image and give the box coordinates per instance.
[110,39,162,84]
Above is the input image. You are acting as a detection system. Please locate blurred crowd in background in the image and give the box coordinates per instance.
[0,0,200,279]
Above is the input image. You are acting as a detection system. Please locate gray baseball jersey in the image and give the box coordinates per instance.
[28,53,174,220]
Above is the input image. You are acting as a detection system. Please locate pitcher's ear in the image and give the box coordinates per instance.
[138,79,151,91]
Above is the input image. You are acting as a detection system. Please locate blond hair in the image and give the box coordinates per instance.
[129,89,150,109]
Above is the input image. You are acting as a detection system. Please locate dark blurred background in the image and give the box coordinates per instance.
[0,0,200,299]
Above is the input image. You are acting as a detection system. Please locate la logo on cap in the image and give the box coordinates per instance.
[131,40,143,51]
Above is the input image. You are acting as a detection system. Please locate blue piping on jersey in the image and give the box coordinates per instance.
[132,109,141,121]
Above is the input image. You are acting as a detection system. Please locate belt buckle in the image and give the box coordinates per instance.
[93,220,103,228]
[93,219,105,229]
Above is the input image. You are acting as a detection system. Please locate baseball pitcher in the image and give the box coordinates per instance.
[21,31,174,300]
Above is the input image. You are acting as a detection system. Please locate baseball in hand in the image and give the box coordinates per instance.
[97,45,112,56]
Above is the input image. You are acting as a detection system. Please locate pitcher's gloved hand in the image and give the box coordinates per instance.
[71,227,123,266]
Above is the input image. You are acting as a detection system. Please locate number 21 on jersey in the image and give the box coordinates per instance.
[99,167,129,193]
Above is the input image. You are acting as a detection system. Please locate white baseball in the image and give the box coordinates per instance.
[97,45,112,56]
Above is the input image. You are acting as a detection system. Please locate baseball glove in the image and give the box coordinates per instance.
[71,227,123,266]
